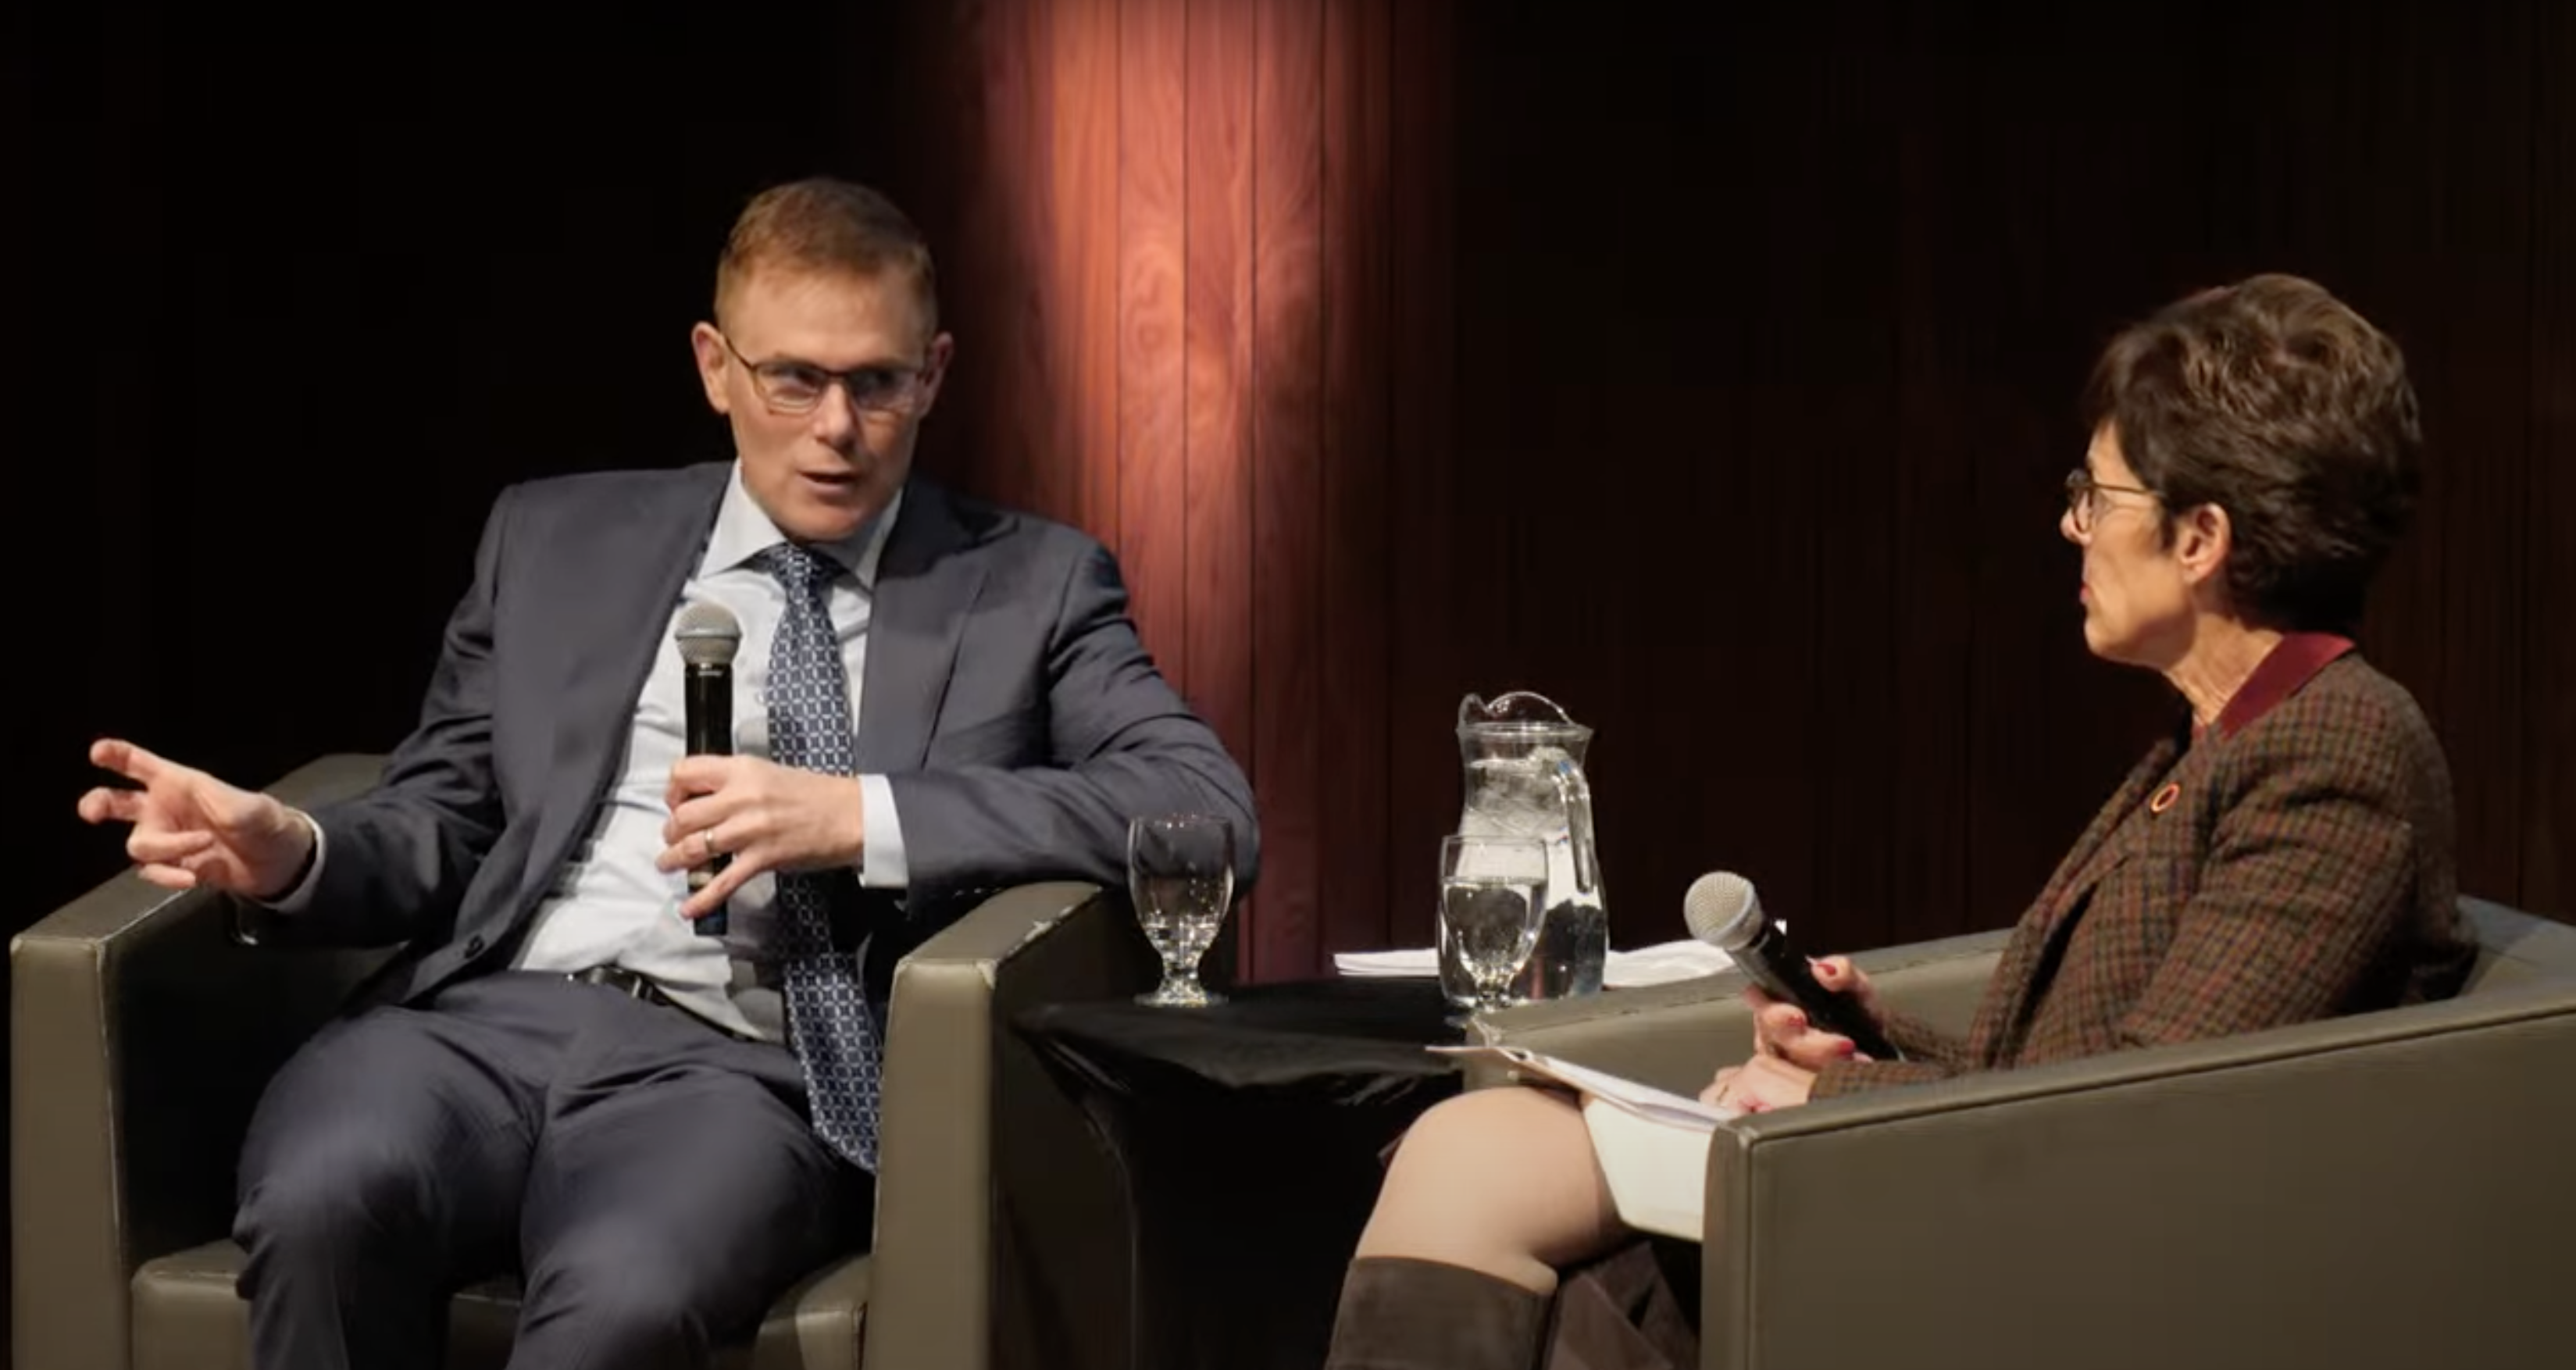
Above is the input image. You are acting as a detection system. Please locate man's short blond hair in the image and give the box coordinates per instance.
[715,177,939,334]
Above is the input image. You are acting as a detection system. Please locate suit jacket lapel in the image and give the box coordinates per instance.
[857,479,986,775]
[2044,733,2183,921]
[519,466,730,912]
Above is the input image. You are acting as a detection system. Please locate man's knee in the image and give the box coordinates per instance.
[516,1224,726,1361]
[234,1122,443,1268]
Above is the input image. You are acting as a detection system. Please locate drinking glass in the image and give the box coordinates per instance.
[1128,814,1238,1007]
[1438,833,1550,1022]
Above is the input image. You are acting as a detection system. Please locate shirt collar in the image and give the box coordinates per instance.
[701,462,902,590]
[2201,631,2358,742]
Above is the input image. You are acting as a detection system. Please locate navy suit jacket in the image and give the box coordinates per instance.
[256,461,1260,1011]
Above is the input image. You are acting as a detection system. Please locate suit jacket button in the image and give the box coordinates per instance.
[464,934,486,958]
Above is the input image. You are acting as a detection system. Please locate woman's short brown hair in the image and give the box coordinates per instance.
[2083,273,2421,633]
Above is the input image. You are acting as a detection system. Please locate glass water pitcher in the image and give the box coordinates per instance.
[1446,690,1607,1004]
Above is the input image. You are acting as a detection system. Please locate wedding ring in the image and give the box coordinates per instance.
[700,829,718,859]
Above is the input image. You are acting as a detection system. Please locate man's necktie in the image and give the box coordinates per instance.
[753,541,883,1172]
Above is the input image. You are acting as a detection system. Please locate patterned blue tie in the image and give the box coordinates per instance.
[754,541,882,1172]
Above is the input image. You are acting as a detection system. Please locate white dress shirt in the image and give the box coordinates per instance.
[271,462,910,1041]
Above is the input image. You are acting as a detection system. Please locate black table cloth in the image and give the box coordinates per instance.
[1014,977,1468,1370]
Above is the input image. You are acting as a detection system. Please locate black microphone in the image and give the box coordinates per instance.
[1684,870,1902,1063]
[674,601,741,938]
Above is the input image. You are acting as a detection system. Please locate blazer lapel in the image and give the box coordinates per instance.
[857,480,986,775]
[1969,729,2185,1061]
[2043,732,2184,917]
[519,466,729,912]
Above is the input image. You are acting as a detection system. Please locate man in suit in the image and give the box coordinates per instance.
[75,177,1259,1370]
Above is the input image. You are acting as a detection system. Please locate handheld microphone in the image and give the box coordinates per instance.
[674,601,741,938]
[1683,871,1902,1063]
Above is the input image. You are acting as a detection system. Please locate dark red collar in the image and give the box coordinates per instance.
[2201,632,2356,741]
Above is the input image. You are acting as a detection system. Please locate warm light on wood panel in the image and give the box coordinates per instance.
[1250,0,1326,979]
[1182,0,1257,886]
[1118,0,1190,700]
[1316,0,1397,987]
[920,0,1443,980]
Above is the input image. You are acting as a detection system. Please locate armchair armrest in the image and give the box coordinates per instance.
[2460,894,2576,983]
[864,881,1155,1370]
[11,754,390,1370]
[1473,929,2011,1097]
[1698,976,2576,1370]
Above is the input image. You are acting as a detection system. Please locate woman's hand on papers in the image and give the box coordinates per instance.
[1700,1055,1814,1113]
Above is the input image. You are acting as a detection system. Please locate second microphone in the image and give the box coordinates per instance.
[1683,870,1903,1063]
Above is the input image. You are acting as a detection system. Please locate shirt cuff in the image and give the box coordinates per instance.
[858,774,908,889]
[256,810,326,912]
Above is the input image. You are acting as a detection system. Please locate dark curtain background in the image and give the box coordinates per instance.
[6,2,2571,1358]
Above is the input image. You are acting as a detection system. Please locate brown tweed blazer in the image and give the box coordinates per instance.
[1811,642,2475,1098]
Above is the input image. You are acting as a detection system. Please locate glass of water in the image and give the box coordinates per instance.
[1129,814,1238,1007]
[1438,833,1550,1021]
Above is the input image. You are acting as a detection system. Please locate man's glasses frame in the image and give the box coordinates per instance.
[719,333,939,416]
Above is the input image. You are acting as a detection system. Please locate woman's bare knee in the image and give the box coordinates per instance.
[1354,1086,1629,1293]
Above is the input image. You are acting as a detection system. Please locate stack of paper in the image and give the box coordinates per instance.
[1331,949,1440,978]
[1333,940,1736,988]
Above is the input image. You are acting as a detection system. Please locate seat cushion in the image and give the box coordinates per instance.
[132,1240,869,1370]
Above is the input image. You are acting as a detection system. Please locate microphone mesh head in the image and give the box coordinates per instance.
[673,601,743,666]
[1682,870,1763,951]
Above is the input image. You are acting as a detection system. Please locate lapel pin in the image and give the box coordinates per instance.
[2149,781,2181,815]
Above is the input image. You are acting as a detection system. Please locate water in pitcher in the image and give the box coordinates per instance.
[1447,691,1610,1006]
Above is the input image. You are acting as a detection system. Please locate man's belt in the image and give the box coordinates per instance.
[567,964,660,1001]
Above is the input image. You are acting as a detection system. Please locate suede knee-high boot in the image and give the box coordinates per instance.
[1322,1255,1551,1370]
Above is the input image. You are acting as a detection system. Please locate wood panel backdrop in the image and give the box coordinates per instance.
[875,0,2576,979]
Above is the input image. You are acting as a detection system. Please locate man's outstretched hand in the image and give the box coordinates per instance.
[77,738,314,898]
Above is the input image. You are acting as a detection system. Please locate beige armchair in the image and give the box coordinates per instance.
[1479,896,2576,1370]
[12,754,1153,1370]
